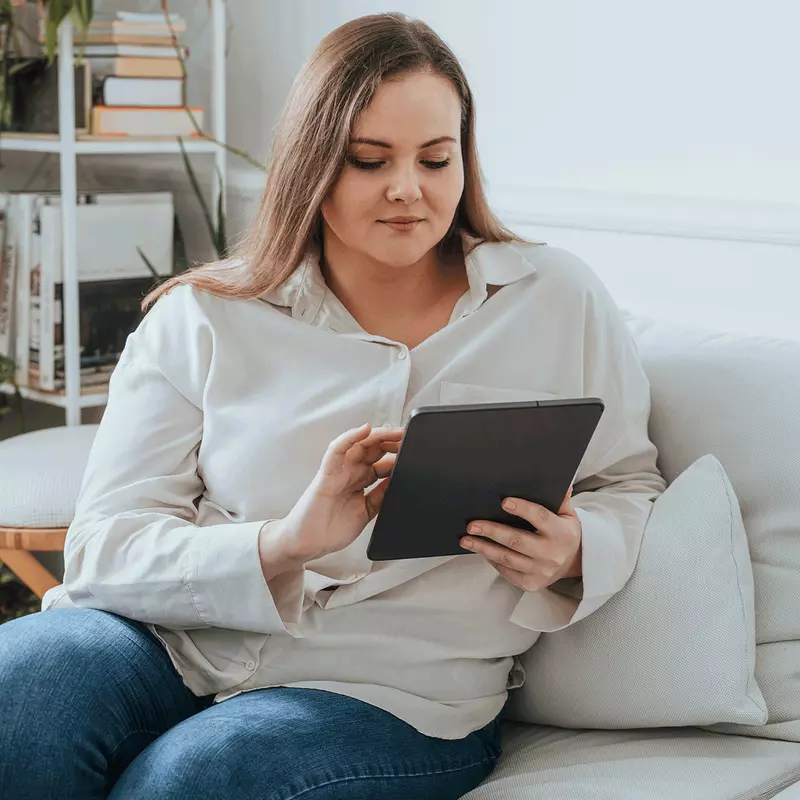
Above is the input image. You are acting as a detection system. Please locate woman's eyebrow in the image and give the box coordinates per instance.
[350,136,457,149]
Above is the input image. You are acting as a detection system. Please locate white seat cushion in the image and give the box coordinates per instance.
[0,425,99,528]
[624,313,800,743]
[463,722,800,800]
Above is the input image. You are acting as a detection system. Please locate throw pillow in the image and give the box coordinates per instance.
[504,454,767,729]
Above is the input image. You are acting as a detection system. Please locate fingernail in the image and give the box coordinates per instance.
[503,499,516,511]
[469,524,482,535]
[462,537,473,549]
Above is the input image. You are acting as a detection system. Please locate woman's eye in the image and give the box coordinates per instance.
[421,159,451,170]
[346,156,451,171]
[346,156,384,170]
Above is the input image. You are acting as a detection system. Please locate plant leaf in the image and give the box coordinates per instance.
[136,246,161,281]
[8,58,39,77]
[44,0,71,64]
[69,0,94,61]
[172,213,189,274]
[214,165,226,258]
[77,0,94,27]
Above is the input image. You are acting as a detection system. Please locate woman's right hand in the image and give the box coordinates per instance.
[258,423,404,576]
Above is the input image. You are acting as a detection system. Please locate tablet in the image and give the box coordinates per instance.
[366,397,605,561]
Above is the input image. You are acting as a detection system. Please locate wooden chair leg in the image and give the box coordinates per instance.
[0,549,60,599]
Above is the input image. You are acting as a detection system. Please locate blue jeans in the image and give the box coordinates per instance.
[0,608,501,799]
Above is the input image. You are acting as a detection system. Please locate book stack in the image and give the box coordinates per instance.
[0,192,175,395]
[83,10,204,137]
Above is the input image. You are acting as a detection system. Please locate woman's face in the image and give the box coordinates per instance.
[321,71,465,268]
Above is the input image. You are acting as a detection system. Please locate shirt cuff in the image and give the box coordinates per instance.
[509,506,621,632]
[188,520,304,635]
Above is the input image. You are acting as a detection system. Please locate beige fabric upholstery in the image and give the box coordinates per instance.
[0,425,99,528]
[506,454,766,728]
[625,313,800,743]
[463,721,800,800]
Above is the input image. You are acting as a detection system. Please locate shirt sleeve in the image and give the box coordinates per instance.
[510,260,667,632]
[60,286,304,635]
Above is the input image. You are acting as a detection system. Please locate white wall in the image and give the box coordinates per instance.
[4,0,798,440]
[224,0,799,200]
[222,0,800,341]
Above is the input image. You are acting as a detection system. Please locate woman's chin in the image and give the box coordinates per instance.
[371,241,436,268]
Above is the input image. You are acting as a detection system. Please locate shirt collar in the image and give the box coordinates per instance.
[258,230,539,323]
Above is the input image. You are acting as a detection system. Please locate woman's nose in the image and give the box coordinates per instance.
[385,163,422,204]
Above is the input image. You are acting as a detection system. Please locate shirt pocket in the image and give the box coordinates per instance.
[438,380,565,406]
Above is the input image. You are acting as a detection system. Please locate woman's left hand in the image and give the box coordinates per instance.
[460,486,583,592]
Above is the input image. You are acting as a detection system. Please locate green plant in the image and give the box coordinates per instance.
[0,562,41,621]
[0,352,23,430]
[37,0,94,63]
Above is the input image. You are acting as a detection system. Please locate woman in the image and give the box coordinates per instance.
[0,12,665,800]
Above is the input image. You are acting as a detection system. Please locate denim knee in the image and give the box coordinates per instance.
[0,608,198,800]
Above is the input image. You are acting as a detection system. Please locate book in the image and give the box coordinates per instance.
[96,76,184,108]
[1,57,91,134]
[0,195,17,364]
[50,273,159,391]
[76,33,180,46]
[81,44,189,59]
[27,193,174,392]
[97,11,184,25]
[39,17,184,45]
[87,56,183,79]
[90,19,187,33]
[29,203,59,390]
[12,194,40,387]
[91,106,203,137]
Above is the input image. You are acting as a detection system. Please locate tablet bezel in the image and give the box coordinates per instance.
[366,397,604,561]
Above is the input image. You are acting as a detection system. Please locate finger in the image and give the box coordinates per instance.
[372,452,396,479]
[329,423,373,457]
[460,534,537,572]
[466,520,543,558]
[353,435,402,468]
[490,562,545,592]
[558,485,574,515]
[345,427,404,465]
[364,476,391,519]
[370,426,405,440]
[379,440,402,453]
[354,427,405,451]
[501,496,559,536]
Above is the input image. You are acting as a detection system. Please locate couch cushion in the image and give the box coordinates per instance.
[626,313,800,743]
[505,454,766,729]
[0,425,99,528]
[462,722,800,800]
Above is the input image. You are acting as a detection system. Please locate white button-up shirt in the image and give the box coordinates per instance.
[42,234,666,739]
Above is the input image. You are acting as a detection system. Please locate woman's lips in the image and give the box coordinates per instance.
[379,220,422,231]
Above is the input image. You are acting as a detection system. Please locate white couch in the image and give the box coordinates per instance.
[2,313,798,799]
[464,314,800,799]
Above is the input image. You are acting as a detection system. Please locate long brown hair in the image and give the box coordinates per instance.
[143,12,530,310]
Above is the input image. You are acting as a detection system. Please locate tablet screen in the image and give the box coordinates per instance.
[366,398,604,561]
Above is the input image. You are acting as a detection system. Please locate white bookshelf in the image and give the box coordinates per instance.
[0,382,107,409]
[0,136,221,155]
[0,0,227,426]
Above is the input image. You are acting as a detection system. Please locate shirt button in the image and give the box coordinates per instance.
[397,349,408,360]
[244,660,256,671]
